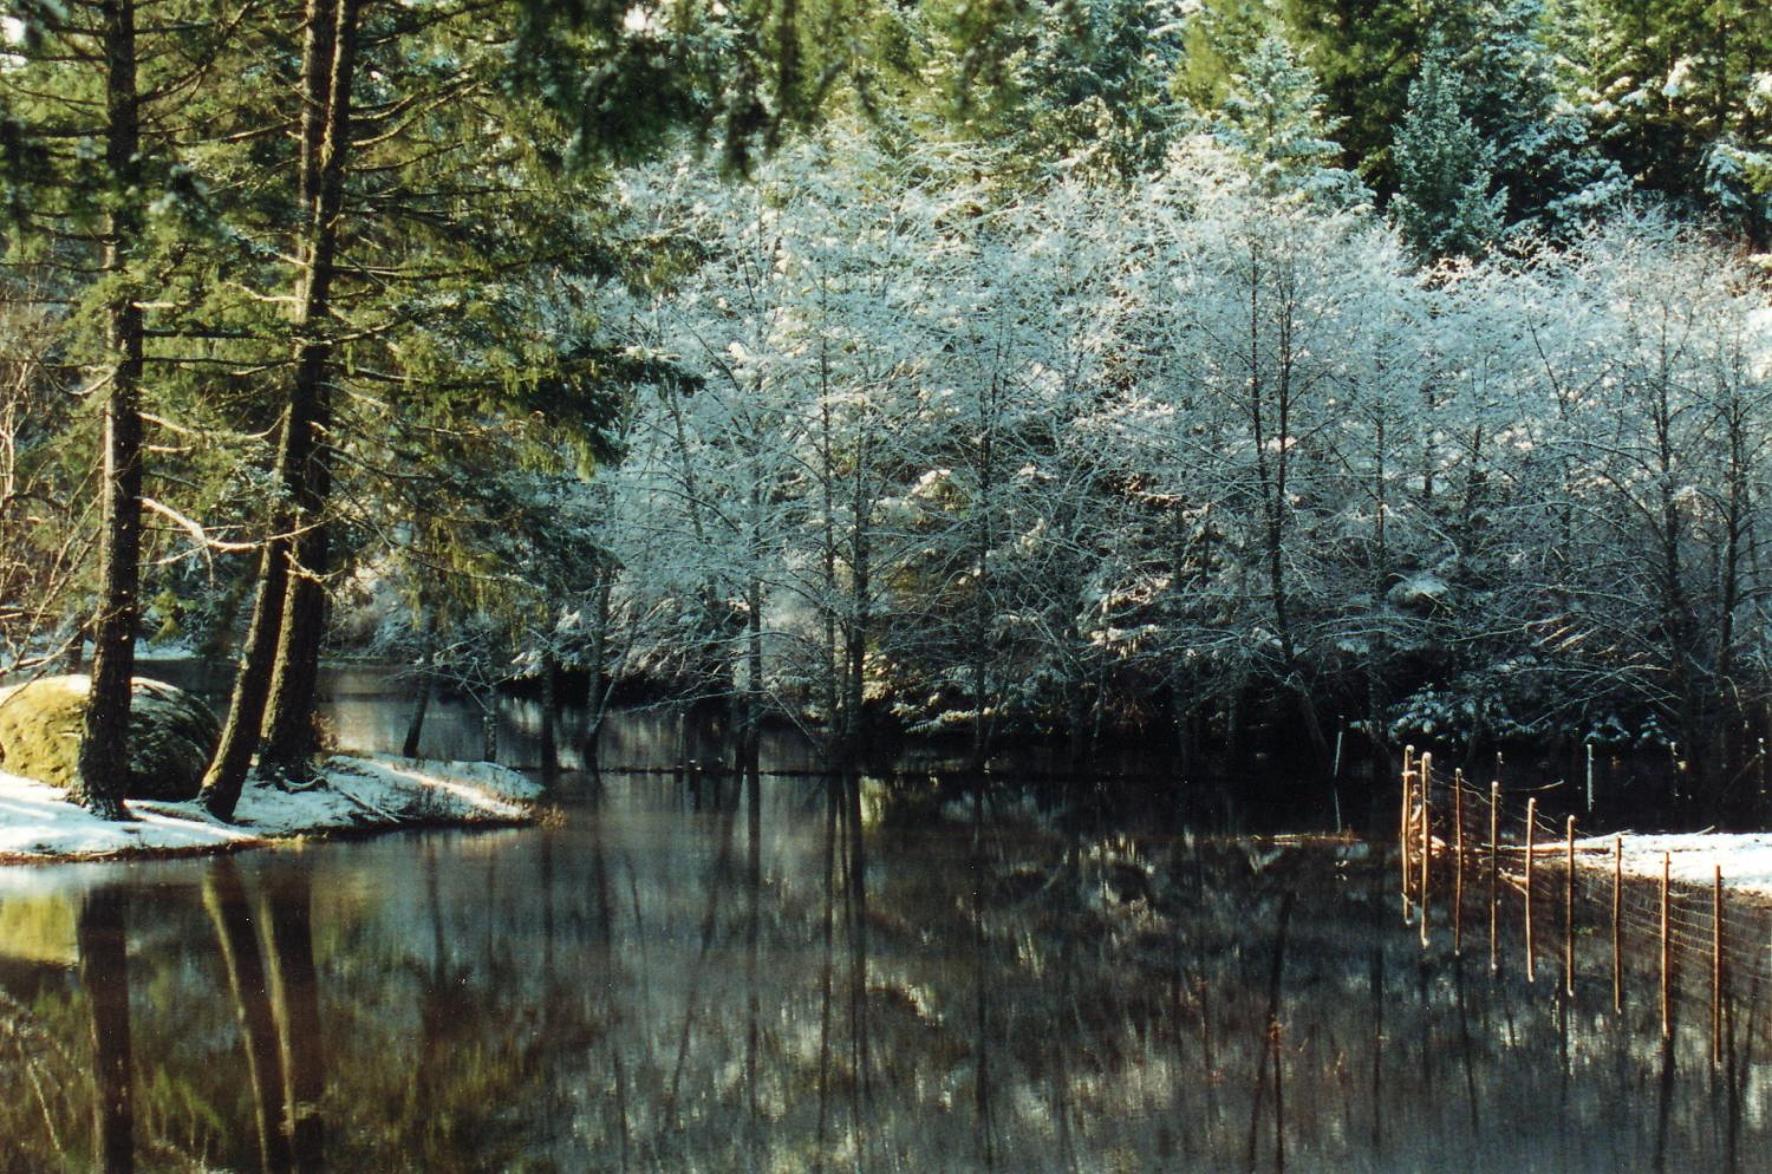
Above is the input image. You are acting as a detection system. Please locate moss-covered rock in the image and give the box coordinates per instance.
[0,675,220,801]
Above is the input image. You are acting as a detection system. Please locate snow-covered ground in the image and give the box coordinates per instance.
[1576,832,1772,899]
[0,754,540,863]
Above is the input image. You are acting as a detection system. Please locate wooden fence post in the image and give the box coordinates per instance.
[1712,865,1724,1066]
[1419,753,1433,948]
[1453,770,1466,957]
[1612,836,1623,1014]
[1660,851,1671,1041]
[1489,781,1500,974]
[1524,797,1537,983]
[1400,753,1415,921]
[1564,815,1576,998]
[1585,742,1595,814]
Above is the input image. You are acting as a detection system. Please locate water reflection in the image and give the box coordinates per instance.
[77,885,133,1173]
[203,860,290,1171]
[1,718,1771,1167]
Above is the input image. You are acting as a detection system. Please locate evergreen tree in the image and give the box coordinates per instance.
[1175,0,1276,113]
[1392,55,1506,260]
[200,0,660,812]
[0,2,230,818]
[1213,34,1366,203]
[1429,0,1625,236]
[1572,0,1772,244]
[1279,0,1427,194]
[1000,0,1190,178]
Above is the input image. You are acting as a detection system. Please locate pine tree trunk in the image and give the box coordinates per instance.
[199,540,291,819]
[538,651,559,779]
[842,459,870,771]
[73,0,145,822]
[258,0,363,780]
[401,671,432,760]
[583,570,613,766]
[199,0,361,804]
[260,509,329,775]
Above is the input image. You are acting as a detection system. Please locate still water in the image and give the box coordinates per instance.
[0,672,1766,1170]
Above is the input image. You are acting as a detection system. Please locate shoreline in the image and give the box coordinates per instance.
[0,753,541,865]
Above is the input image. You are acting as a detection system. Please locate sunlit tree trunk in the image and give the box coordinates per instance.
[74,0,146,822]
[842,432,873,771]
[817,374,843,763]
[583,569,614,764]
[1242,234,1329,767]
[968,377,1001,773]
[260,0,365,780]
[203,0,362,809]
[201,537,293,817]
[742,440,765,774]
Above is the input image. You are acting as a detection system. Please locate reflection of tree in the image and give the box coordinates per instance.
[77,885,134,1172]
[744,764,762,1161]
[266,867,325,1171]
[844,771,873,1152]
[663,774,739,1125]
[203,860,290,1172]
[583,773,634,1168]
[399,844,527,1164]
[13,781,1772,1169]
[201,858,328,1172]
[0,981,80,1159]
[970,786,995,1169]
[815,776,837,1154]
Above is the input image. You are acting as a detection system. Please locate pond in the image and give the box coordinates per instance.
[0,669,1765,1170]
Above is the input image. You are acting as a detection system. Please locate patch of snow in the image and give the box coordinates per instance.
[1662,58,1695,99]
[0,754,539,864]
[1575,832,1772,898]
[134,638,201,662]
[1388,572,1449,608]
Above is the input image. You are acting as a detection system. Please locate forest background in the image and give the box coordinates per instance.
[2,0,1770,821]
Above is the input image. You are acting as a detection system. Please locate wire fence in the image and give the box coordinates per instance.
[1398,747,1772,1061]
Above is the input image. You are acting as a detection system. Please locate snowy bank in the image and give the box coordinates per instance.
[1576,832,1772,901]
[0,754,540,863]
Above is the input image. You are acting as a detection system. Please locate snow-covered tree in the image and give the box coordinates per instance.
[1392,55,1507,260]
[1212,35,1368,205]
[1428,0,1626,236]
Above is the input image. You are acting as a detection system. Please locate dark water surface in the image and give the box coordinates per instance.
[0,672,1767,1171]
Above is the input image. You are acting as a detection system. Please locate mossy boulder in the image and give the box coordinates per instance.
[0,675,221,801]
